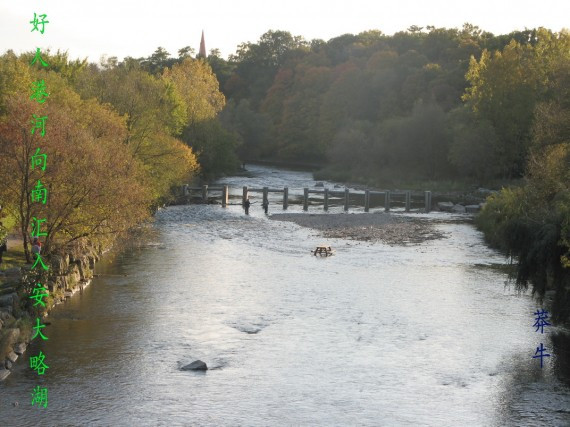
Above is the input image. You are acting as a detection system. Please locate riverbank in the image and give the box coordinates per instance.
[270,212,447,245]
[0,237,101,382]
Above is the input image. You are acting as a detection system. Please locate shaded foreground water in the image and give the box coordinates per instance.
[1,165,569,426]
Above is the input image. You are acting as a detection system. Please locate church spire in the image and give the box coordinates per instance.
[199,30,206,59]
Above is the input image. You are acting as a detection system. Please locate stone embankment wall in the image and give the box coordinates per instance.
[0,243,102,381]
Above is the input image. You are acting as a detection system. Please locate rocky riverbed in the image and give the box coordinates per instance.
[270,212,448,245]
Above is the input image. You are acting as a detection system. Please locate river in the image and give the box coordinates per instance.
[1,165,569,426]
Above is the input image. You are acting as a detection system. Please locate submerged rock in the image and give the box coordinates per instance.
[181,360,208,371]
[437,201,454,212]
[451,204,466,213]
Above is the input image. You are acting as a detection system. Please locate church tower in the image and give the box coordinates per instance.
[199,30,207,59]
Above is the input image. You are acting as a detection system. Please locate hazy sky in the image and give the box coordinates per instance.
[1,0,568,62]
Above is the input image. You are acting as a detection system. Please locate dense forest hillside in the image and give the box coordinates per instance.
[212,26,568,185]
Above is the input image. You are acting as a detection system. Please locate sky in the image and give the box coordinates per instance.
[1,0,568,63]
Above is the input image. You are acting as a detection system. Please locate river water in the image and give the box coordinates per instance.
[1,165,569,426]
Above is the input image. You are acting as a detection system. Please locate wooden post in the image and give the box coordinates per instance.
[405,191,411,212]
[364,190,370,212]
[242,186,248,206]
[202,185,208,203]
[344,188,349,211]
[324,188,329,211]
[385,190,391,212]
[424,191,431,212]
[263,187,268,206]
[303,188,309,211]
[222,185,228,207]
[283,187,288,209]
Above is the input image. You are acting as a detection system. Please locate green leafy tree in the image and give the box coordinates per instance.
[163,58,238,176]
[0,86,151,260]
[476,34,570,324]
[207,48,235,96]
[220,99,272,160]
[75,58,197,202]
[447,107,501,180]
[142,47,176,75]
[463,41,539,177]
[162,58,225,126]
[227,30,308,107]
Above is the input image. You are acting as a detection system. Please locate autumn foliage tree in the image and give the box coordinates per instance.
[0,90,151,261]
[0,51,214,260]
[162,58,239,176]
[476,30,570,324]
[74,59,199,201]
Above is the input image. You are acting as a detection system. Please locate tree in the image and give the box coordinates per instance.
[0,89,151,261]
[227,30,308,107]
[184,119,239,178]
[163,58,238,175]
[463,41,539,177]
[0,51,32,113]
[447,107,501,180]
[142,47,176,75]
[207,48,235,96]
[162,58,225,126]
[475,33,570,324]
[276,64,332,161]
[220,99,271,160]
[75,58,198,201]
[374,102,452,180]
[178,46,196,60]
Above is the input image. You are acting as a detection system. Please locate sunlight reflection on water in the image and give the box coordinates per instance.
[2,165,569,426]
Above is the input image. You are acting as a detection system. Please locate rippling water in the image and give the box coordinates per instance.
[1,165,569,426]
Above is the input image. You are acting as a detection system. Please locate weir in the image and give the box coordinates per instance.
[182,185,432,212]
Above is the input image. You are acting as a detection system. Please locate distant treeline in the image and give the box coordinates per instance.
[209,25,568,186]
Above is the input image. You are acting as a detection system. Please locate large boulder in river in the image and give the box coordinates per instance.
[181,360,208,371]
[465,205,481,213]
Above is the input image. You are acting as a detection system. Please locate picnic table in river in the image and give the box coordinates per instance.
[313,245,334,256]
